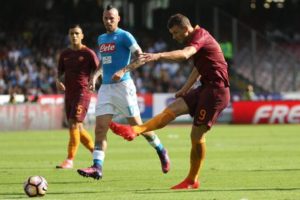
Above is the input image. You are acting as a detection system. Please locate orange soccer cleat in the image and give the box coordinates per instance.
[170,178,200,190]
[109,121,137,141]
[56,159,73,169]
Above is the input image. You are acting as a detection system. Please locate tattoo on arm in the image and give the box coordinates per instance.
[123,58,144,73]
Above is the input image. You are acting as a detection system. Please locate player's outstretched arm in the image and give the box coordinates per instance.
[141,46,197,63]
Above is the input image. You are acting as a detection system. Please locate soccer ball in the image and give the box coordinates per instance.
[23,176,48,197]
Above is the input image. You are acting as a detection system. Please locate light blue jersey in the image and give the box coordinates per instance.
[98,28,140,84]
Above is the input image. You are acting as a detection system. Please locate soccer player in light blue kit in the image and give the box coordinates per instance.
[77,5,170,180]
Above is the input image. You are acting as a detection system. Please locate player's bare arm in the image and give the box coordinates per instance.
[112,48,145,81]
[141,46,197,62]
[56,73,66,91]
[89,64,103,91]
[175,67,200,98]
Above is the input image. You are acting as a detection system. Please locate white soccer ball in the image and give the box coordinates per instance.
[23,176,48,197]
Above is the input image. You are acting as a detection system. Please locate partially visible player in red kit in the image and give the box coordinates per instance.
[56,24,99,169]
[110,13,230,189]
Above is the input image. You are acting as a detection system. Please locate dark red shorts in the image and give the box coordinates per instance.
[65,96,91,122]
[182,85,230,128]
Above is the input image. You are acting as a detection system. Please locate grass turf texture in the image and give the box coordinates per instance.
[0,124,299,200]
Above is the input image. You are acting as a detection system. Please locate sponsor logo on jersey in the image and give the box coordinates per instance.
[78,56,84,61]
[99,43,116,53]
[102,56,112,64]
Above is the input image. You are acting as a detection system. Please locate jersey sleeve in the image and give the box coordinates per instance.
[123,31,140,53]
[97,35,102,62]
[187,29,206,51]
[89,49,100,70]
[57,52,65,76]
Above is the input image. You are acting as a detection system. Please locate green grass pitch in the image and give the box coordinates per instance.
[0,124,299,200]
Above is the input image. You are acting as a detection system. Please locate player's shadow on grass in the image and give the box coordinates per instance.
[51,181,98,185]
[48,191,102,195]
[0,181,98,186]
[2,187,299,198]
[0,193,29,199]
[134,187,300,194]
[50,179,121,185]
[247,168,300,172]
[209,168,300,172]
[0,182,22,186]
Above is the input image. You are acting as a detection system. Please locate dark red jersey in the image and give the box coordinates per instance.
[186,27,230,88]
[58,46,99,99]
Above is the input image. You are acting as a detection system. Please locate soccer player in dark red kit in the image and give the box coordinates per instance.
[56,24,99,169]
[110,13,230,189]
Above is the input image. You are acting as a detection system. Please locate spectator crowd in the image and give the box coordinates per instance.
[0,21,192,98]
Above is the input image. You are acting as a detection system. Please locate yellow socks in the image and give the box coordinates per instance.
[80,128,94,153]
[187,138,206,182]
[67,128,80,160]
[132,108,176,134]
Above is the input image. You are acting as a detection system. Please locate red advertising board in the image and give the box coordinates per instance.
[232,101,300,124]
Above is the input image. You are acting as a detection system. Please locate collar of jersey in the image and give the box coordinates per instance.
[107,28,120,35]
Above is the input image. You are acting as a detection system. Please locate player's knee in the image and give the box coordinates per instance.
[68,120,81,129]
[166,98,188,116]
[199,137,206,144]
[95,124,109,135]
[191,125,208,143]
[199,125,209,134]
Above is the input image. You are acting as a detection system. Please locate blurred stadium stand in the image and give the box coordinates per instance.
[215,9,300,93]
[1,0,300,100]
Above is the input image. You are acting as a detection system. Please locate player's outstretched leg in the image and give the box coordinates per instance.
[170,178,200,190]
[157,147,170,173]
[109,121,138,141]
[77,165,102,180]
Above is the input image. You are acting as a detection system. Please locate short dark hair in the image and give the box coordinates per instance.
[106,4,116,11]
[167,13,191,29]
[69,24,82,30]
